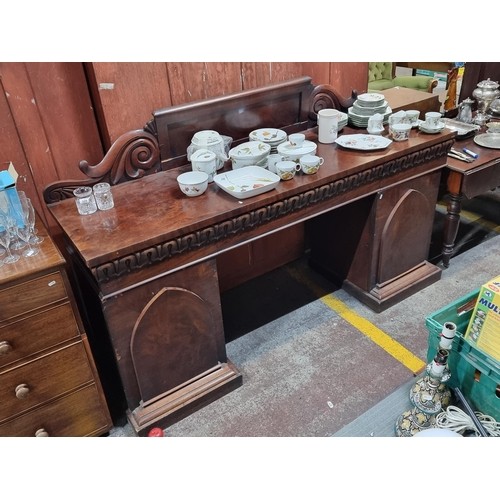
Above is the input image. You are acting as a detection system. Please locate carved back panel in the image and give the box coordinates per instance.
[149,76,316,170]
[43,76,356,204]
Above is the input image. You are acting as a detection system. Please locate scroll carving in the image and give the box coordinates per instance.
[79,130,160,184]
[43,130,161,204]
[309,84,358,121]
[92,140,453,283]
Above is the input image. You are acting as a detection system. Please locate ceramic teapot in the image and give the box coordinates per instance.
[187,130,232,170]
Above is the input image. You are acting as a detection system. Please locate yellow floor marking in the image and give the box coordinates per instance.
[436,201,500,233]
[287,267,426,374]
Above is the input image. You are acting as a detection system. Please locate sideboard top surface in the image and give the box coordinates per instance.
[48,126,455,273]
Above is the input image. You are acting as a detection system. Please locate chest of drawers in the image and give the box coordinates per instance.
[0,223,112,436]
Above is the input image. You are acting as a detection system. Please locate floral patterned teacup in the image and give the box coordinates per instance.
[391,123,412,142]
[299,155,324,175]
[275,160,300,180]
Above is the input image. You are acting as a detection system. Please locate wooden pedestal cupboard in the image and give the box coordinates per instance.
[0,222,112,436]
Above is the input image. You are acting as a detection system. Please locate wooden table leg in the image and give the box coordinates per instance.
[442,171,463,268]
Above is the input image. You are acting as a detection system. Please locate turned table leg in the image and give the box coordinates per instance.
[441,171,463,268]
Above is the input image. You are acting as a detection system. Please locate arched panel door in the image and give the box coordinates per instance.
[130,286,218,405]
[378,188,434,283]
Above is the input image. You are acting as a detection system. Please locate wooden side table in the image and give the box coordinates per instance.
[381,86,441,117]
[442,136,500,267]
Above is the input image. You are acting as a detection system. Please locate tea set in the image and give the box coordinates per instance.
[179,129,326,197]
[178,99,449,197]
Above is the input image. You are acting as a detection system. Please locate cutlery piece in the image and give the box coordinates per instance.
[450,148,471,160]
[448,152,474,162]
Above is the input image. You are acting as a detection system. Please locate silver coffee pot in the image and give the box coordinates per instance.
[457,98,474,124]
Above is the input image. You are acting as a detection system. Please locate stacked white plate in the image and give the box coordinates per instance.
[356,92,385,107]
[249,128,287,154]
[348,93,391,128]
[352,100,388,116]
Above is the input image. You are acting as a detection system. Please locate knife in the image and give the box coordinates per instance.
[448,152,474,162]
[450,148,473,160]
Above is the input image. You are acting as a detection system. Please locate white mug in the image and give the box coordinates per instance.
[317,109,340,144]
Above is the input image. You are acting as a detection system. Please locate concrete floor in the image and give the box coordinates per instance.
[108,190,500,437]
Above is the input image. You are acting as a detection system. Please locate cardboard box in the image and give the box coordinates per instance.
[464,275,500,363]
[0,170,24,229]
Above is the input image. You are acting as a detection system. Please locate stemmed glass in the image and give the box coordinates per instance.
[28,200,44,245]
[0,216,21,264]
[12,197,40,258]
[3,195,25,251]
[15,222,39,257]
[18,192,44,245]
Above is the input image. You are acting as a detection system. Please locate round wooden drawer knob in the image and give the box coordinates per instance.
[35,428,49,437]
[0,341,13,355]
[15,383,30,399]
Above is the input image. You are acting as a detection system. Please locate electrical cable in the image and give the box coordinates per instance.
[435,405,500,437]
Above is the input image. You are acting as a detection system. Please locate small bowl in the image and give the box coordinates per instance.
[177,171,209,197]
[391,122,412,141]
[229,141,271,169]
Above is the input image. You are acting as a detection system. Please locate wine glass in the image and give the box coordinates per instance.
[0,216,20,264]
[10,198,39,258]
[18,192,44,245]
[1,191,26,250]
[15,222,39,257]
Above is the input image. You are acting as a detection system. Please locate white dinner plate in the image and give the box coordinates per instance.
[355,93,385,106]
[214,166,280,199]
[249,128,287,144]
[277,140,317,157]
[335,134,392,151]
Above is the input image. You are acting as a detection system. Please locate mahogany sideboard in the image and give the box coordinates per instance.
[44,77,455,434]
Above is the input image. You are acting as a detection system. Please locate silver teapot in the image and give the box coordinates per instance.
[472,78,500,125]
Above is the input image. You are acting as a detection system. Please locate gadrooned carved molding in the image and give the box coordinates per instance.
[92,140,453,283]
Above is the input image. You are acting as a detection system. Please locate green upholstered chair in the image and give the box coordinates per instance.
[368,62,438,93]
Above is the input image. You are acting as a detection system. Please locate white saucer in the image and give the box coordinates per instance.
[418,120,445,134]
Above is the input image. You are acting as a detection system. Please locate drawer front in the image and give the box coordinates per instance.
[0,302,80,369]
[0,272,68,322]
[0,341,94,422]
[0,384,111,437]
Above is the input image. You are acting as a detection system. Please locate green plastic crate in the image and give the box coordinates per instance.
[425,290,500,421]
